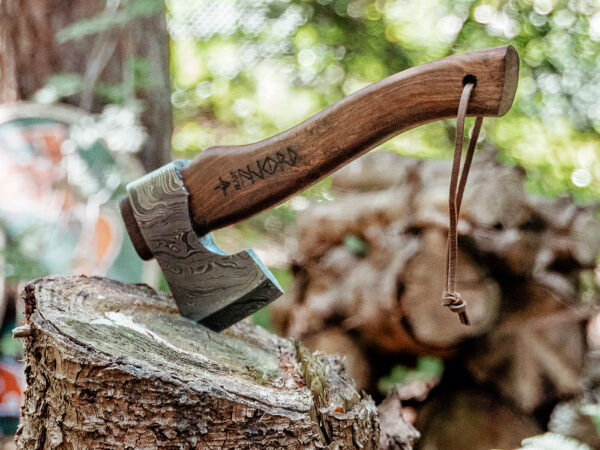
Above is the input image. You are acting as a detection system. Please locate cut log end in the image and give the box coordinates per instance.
[16,275,384,449]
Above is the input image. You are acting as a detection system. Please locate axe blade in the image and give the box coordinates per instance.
[126,160,283,331]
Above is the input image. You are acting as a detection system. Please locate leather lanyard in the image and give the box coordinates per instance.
[442,82,483,326]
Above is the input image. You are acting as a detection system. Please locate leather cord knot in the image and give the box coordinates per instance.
[441,291,468,325]
[443,81,484,327]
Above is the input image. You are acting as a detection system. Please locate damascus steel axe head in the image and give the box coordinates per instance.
[122,160,283,331]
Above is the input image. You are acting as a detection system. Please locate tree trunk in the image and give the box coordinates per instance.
[0,0,172,171]
[14,275,388,449]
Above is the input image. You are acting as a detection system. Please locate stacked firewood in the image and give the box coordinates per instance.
[270,149,600,449]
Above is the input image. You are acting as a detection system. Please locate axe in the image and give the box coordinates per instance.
[120,45,519,331]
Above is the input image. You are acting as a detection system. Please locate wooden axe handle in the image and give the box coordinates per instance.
[122,45,519,260]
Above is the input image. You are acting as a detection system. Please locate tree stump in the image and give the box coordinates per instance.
[15,276,383,449]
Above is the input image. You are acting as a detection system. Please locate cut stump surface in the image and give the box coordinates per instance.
[16,276,380,449]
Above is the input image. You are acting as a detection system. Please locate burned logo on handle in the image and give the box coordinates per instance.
[214,147,299,196]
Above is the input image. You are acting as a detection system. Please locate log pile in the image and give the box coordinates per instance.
[270,149,600,448]
[15,275,422,449]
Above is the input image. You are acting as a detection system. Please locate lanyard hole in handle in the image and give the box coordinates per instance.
[462,74,477,87]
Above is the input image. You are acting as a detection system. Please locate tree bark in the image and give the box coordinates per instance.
[0,0,172,171]
[14,275,385,449]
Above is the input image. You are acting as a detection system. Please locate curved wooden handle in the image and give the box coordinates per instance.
[122,45,519,260]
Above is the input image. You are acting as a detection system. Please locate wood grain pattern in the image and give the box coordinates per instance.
[122,45,519,260]
[16,276,381,448]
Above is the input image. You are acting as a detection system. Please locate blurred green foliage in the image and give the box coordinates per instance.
[343,234,369,257]
[377,356,444,394]
[167,0,600,204]
[6,0,600,314]
[270,267,295,290]
[251,306,275,332]
[251,266,293,331]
